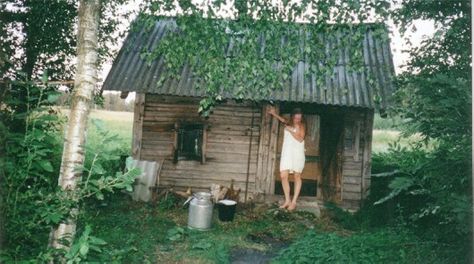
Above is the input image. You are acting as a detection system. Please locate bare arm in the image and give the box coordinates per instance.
[267,106,288,124]
[286,124,305,142]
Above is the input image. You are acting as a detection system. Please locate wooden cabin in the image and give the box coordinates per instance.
[102,18,395,210]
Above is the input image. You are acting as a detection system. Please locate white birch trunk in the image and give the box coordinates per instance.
[50,0,100,250]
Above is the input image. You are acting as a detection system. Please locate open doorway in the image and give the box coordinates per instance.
[319,111,345,203]
[274,113,321,197]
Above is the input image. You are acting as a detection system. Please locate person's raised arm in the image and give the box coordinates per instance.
[267,106,288,124]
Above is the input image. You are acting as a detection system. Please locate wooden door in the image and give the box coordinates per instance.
[274,114,321,197]
[319,113,344,203]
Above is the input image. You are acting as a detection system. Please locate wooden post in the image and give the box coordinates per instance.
[201,125,208,164]
[353,120,361,162]
[244,104,256,202]
[267,108,279,194]
[255,103,280,197]
[132,93,145,159]
[256,104,270,195]
[361,110,374,198]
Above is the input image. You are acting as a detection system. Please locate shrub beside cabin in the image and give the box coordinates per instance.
[103,19,395,210]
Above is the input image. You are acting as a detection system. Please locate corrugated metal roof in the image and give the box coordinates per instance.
[103,18,396,109]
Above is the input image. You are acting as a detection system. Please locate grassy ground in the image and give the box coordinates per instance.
[80,194,319,263]
[58,109,133,154]
[372,130,425,153]
[72,110,443,263]
[79,194,446,263]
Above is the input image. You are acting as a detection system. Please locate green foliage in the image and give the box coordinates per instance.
[64,225,107,264]
[371,143,471,243]
[1,82,65,257]
[79,195,310,263]
[366,0,472,260]
[394,74,470,144]
[137,0,392,113]
[166,226,186,242]
[272,228,455,264]
[158,193,180,210]
[79,195,176,263]
[322,202,361,230]
[0,82,139,260]
[1,0,132,80]
[322,141,470,261]
[391,0,470,147]
[0,0,77,79]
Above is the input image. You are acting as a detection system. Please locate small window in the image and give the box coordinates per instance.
[174,123,204,163]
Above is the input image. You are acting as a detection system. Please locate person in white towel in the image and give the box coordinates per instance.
[268,106,305,211]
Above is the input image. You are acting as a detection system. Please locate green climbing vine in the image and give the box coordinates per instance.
[136,0,391,113]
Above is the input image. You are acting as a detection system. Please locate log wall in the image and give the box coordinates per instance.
[139,95,261,197]
[341,109,374,210]
[133,94,374,209]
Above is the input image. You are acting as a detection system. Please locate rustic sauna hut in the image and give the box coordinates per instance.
[102,18,395,210]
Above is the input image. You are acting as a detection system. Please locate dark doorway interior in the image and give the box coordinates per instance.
[319,111,345,202]
[274,179,318,196]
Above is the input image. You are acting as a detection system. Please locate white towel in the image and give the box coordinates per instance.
[279,128,305,173]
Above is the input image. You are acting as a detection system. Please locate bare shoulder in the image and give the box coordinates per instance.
[298,124,306,135]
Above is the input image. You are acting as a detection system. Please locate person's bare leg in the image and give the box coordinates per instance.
[288,173,302,211]
[279,170,291,209]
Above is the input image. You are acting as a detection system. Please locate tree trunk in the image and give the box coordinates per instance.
[0,105,6,251]
[50,0,100,250]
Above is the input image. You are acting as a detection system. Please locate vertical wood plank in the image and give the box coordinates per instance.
[255,105,268,194]
[132,93,145,159]
[202,125,208,164]
[257,104,271,194]
[255,103,280,195]
[361,110,374,198]
[267,106,280,194]
[353,120,361,161]
[172,122,179,163]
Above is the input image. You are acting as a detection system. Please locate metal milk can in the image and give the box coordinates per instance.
[186,192,213,230]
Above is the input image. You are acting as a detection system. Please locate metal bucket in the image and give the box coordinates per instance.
[186,192,213,230]
[217,199,237,222]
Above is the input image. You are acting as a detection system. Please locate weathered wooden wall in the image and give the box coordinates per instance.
[133,94,374,209]
[341,109,374,210]
[255,104,279,196]
[138,95,261,197]
[132,93,145,159]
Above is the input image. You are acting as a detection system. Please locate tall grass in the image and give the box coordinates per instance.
[58,109,133,155]
[373,113,405,130]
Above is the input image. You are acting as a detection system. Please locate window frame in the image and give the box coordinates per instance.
[172,122,207,164]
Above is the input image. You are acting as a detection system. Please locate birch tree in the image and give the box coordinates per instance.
[50,0,100,250]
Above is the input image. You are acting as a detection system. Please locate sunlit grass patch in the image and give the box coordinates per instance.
[372,129,429,153]
[58,108,133,155]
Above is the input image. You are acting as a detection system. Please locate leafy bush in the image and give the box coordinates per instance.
[355,140,471,262]
[1,83,65,257]
[321,138,471,263]
[273,228,455,264]
[0,82,139,261]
